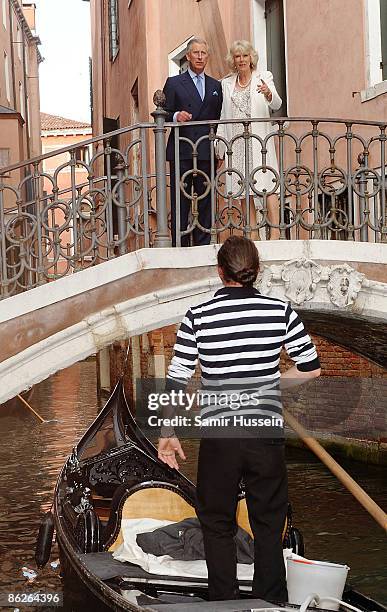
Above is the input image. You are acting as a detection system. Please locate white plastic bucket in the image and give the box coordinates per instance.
[287,557,349,611]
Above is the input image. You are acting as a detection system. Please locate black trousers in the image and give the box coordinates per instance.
[169,160,212,246]
[196,437,288,602]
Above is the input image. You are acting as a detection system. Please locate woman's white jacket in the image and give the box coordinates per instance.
[217,70,282,194]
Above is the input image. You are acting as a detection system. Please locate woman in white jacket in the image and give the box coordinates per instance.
[217,40,282,239]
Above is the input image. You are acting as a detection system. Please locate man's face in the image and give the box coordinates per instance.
[186,42,209,74]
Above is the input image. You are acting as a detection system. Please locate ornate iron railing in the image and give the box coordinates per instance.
[0,93,386,298]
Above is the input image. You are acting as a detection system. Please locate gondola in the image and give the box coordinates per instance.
[36,379,386,612]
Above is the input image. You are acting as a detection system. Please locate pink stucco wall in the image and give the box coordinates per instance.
[285,0,386,121]
[89,0,386,180]
[90,0,253,140]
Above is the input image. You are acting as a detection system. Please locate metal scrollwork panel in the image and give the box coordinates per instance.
[0,117,385,298]
[88,447,181,490]
[0,126,152,297]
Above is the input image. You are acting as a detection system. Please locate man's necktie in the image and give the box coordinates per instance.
[195,75,204,101]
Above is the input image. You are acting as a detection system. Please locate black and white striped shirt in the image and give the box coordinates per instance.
[166,286,319,431]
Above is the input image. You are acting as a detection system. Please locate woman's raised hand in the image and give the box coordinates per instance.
[257,79,272,102]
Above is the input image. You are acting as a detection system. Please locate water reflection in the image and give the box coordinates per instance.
[0,360,102,603]
[0,360,385,608]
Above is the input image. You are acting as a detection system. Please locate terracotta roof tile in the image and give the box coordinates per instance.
[40,112,91,131]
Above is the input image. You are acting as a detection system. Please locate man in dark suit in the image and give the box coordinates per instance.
[163,38,223,246]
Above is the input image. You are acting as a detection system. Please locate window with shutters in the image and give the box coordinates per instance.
[361,0,387,101]
[2,0,6,29]
[108,0,119,61]
[264,0,286,116]
[0,148,10,169]
[364,0,384,86]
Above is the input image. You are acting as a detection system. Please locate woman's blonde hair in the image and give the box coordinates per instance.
[226,40,258,72]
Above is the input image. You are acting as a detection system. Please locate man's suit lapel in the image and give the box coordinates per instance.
[197,75,217,117]
[179,72,220,118]
[202,75,213,107]
[180,71,202,105]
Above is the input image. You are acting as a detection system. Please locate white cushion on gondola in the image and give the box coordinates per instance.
[112,518,301,580]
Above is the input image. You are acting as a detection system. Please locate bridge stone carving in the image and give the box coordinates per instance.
[280,258,322,305]
[257,258,368,310]
[326,264,365,308]
[0,240,385,403]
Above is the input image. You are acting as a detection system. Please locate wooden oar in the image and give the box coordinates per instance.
[17,393,47,423]
[283,408,387,532]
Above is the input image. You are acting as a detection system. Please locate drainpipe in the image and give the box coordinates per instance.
[101,0,106,119]
[8,0,17,108]
[21,27,31,159]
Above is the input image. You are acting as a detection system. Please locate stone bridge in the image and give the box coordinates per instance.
[1,240,386,404]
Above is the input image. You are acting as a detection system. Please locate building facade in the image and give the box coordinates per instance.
[88,0,387,244]
[88,0,387,137]
[0,0,42,177]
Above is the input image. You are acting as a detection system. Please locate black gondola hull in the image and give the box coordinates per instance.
[48,380,386,612]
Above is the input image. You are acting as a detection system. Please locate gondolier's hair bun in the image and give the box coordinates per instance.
[235,267,257,285]
[217,236,260,287]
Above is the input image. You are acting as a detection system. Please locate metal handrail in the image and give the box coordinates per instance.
[1,117,386,177]
[0,122,154,175]
[164,116,387,127]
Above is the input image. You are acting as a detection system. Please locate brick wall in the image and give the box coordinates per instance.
[312,336,386,379]
[281,335,386,443]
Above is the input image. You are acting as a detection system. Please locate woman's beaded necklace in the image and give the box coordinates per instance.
[237,73,252,89]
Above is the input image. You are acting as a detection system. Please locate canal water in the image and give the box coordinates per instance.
[0,360,385,610]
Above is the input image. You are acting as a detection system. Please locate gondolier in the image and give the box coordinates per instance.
[158,236,321,602]
[42,252,386,609]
